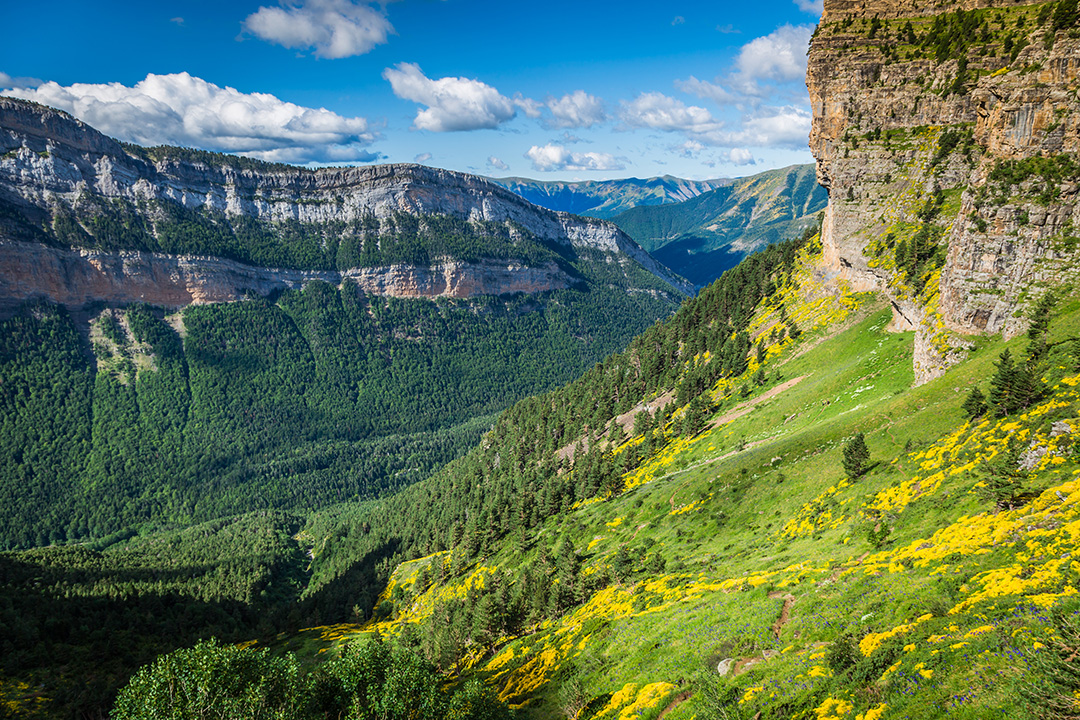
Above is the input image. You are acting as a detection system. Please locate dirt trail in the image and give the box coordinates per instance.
[708,374,809,429]
[727,592,796,677]
[657,691,692,720]
[768,591,796,639]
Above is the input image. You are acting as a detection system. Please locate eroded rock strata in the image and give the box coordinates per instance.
[0,97,689,309]
[809,0,1080,382]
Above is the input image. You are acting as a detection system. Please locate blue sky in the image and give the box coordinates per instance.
[1,0,822,181]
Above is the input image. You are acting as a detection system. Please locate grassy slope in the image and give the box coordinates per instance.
[287,240,1080,720]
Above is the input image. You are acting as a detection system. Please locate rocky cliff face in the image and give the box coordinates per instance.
[0,240,574,311]
[0,98,689,308]
[808,0,1080,382]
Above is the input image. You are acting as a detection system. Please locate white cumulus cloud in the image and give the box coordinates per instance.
[794,0,824,14]
[487,156,509,171]
[726,148,756,165]
[662,24,814,155]
[414,152,432,163]
[674,140,705,158]
[674,76,739,106]
[243,0,394,59]
[678,24,813,105]
[513,94,544,119]
[546,90,605,129]
[728,106,812,147]
[734,24,813,91]
[619,92,722,134]
[525,144,625,172]
[383,63,516,132]
[3,72,380,163]
[0,71,43,90]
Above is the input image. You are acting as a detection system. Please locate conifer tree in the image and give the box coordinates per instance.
[842,432,871,479]
[1026,292,1056,365]
[989,348,1039,417]
[962,386,987,419]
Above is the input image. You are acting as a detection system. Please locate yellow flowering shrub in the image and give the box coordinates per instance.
[859,615,932,656]
[857,703,888,720]
[781,479,852,538]
[593,682,675,720]
[815,696,855,719]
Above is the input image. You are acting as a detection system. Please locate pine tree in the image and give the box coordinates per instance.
[1026,292,1056,365]
[988,348,1018,416]
[962,386,987,420]
[1053,0,1079,31]
[842,432,871,479]
[989,348,1040,416]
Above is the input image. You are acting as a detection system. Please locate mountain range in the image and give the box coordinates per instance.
[488,175,730,219]
[0,96,689,551]
[493,167,827,287]
[609,164,828,285]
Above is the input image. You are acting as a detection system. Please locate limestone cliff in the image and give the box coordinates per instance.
[0,97,690,309]
[0,241,574,310]
[809,0,1080,382]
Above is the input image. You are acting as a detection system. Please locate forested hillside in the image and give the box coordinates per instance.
[0,261,674,549]
[296,227,818,627]
[0,99,689,551]
[11,0,1080,717]
[276,227,1080,720]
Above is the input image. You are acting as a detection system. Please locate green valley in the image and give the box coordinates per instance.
[7,0,1080,718]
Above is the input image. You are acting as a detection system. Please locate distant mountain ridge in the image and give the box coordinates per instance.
[488,175,731,219]
[0,96,692,303]
[609,164,828,286]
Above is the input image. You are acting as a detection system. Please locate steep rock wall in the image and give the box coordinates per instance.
[0,240,574,311]
[0,98,691,306]
[809,0,1080,382]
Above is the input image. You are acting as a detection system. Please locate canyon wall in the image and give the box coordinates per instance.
[0,240,574,311]
[809,0,1080,382]
[0,97,690,308]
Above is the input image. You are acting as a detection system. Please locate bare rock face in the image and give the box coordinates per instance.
[808,0,1080,383]
[0,98,690,309]
[0,240,575,311]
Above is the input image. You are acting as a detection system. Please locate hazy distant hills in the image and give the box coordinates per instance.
[610,164,828,286]
[494,165,827,287]
[488,175,732,219]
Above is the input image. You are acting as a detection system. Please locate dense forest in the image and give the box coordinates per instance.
[0,243,677,549]
[0,512,308,717]
[298,226,816,626]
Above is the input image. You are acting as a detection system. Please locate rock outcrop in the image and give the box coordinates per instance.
[808,0,1080,382]
[0,97,690,308]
